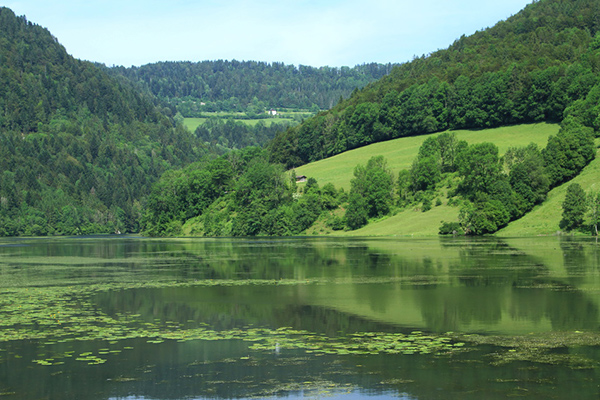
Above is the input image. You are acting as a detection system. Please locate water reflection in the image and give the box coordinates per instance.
[2,236,600,399]
[87,236,600,336]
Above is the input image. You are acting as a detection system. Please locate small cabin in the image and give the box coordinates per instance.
[296,175,307,183]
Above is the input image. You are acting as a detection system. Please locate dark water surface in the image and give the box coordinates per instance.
[1,236,600,399]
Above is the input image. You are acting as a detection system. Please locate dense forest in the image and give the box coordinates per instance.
[0,7,206,235]
[109,61,396,116]
[194,118,295,152]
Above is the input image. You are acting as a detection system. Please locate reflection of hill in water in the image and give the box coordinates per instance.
[321,237,600,334]
[94,237,600,335]
[4,237,600,400]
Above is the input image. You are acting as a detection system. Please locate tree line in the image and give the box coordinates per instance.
[109,60,396,115]
[142,146,344,236]
[194,118,295,152]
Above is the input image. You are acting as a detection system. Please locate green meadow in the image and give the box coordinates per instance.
[498,141,600,237]
[183,117,293,133]
[295,123,560,191]
[183,109,314,133]
[294,122,600,237]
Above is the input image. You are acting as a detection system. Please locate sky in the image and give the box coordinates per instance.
[5,0,535,68]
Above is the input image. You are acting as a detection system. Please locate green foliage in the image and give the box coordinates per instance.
[587,189,600,235]
[269,0,600,166]
[428,138,561,235]
[542,125,596,186]
[320,183,340,210]
[459,198,510,235]
[195,117,294,151]
[111,61,396,114]
[410,156,441,192]
[456,143,502,198]
[422,197,433,213]
[561,183,587,231]
[438,221,464,235]
[326,214,345,231]
[0,7,206,236]
[143,158,233,236]
[345,192,369,230]
[506,143,550,209]
[396,170,412,207]
[345,156,394,230]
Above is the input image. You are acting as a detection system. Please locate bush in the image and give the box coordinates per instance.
[326,215,345,231]
[439,221,464,235]
[422,197,432,212]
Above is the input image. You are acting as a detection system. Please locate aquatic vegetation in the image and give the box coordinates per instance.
[457,331,600,369]
[0,278,467,365]
[3,275,600,370]
[3,234,600,384]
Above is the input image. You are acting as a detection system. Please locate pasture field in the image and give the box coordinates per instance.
[294,122,600,237]
[498,142,600,236]
[183,109,313,133]
[183,117,294,133]
[295,122,560,191]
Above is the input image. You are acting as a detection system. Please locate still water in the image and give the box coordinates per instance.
[0,236,599,399]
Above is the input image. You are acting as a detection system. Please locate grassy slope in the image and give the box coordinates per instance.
[295,123,560,191]
[498,142,600,237]
[296,123,561,237]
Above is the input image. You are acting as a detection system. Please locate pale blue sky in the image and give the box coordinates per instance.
[6,0,534,67]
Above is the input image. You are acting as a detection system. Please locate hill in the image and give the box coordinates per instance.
[143,0,600,238]
[269,0,600,168]
[0,8,206,236]
[110,61,396,116]
[296,123,558,237]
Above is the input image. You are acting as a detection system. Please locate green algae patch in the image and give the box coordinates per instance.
[456,331,600,369]
[246,329,463,356]
[4,276,600,369]
[0,279,467,362]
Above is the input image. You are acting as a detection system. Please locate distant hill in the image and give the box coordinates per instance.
[0,7,206,236]
[269,0,600,168]
[110,61,396,115]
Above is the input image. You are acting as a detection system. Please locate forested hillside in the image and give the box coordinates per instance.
[4,0,600,238]
[0,7,206,236]
[269,0,600,168]
[142,0,600,237]
[110,61,396,115]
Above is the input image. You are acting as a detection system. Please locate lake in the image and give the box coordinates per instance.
[0,236,599,399]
